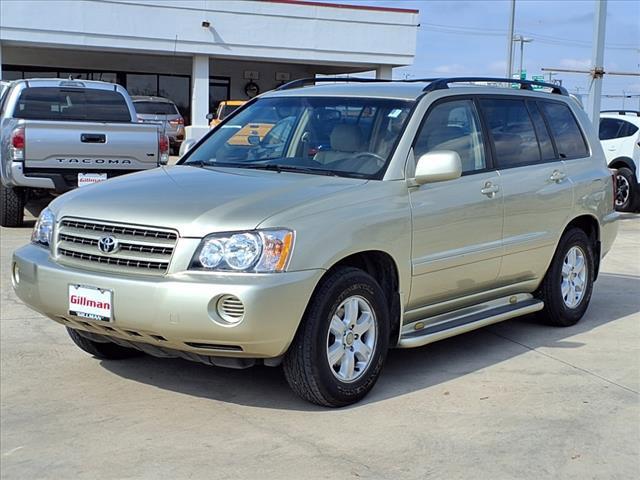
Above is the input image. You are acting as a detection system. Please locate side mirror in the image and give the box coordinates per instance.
[206,113,215,121]
[414,150,462,185]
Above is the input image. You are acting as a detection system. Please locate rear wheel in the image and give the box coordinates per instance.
[536,228,595,327]
[283,267,389,407]
[0,183,25,227]
[614,167,637,212]
[67,328,142,360]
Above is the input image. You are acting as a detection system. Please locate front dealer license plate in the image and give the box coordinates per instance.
[78,173,107,187]
[69,285,113,322]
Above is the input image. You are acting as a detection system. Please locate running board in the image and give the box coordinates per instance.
[398,294,544,348]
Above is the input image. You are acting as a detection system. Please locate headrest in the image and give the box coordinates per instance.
[330,124,363,152]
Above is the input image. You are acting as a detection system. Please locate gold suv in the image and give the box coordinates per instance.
[12,77,618,407]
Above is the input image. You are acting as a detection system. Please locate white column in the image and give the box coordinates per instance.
[0,41,3,80]
[376,65,393,80]
[185,54,210,142]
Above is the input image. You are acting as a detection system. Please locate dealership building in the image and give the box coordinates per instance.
[0,0,419,139]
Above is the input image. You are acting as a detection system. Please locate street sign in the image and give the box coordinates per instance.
[532,75,545,90]
[520,70,527,80]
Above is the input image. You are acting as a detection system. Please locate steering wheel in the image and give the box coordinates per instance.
[352,152,386,168]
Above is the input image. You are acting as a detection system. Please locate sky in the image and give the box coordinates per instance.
[335,0,640,110]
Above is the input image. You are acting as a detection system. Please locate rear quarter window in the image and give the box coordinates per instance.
[540,101,588,158]
[14,87,132,122]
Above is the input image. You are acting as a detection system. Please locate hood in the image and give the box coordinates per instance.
[51,165,366,237]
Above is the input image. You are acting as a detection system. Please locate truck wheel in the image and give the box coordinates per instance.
[0,183,25,227]
[614,167,636,212]
[536,228,595,327]
[66,327,142,360]
[283,267,389,407]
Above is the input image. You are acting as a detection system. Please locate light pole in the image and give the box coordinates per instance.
[513,35,533,79]
[505,0,516,79]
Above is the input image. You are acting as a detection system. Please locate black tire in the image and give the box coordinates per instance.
[66,327,142,359]
[536,228,595,327]
[0,183,25,228]
[614,167,637,212]
[283,267,390,407]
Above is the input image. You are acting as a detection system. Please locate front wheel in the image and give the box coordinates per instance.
[536,228,595,327]
[283,267,389,407]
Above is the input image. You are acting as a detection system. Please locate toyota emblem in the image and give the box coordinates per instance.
[97,235,119,254]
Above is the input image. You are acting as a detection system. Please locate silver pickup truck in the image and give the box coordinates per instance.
[0,78,169,227]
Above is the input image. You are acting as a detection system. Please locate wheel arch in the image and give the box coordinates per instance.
[562,214,601,280]
[315,250,402,346]
[608,156,637,176]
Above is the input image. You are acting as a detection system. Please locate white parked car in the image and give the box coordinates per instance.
[599,110,640,212]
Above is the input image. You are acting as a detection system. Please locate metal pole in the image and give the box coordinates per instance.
[587,0,607,123]
[519,38,524,78]
[622,91,626,109]
[506,0,516,78]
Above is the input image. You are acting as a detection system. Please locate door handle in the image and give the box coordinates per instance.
[481,181,499,197]
[549,170,567,183]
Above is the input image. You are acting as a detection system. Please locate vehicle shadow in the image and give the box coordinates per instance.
[99,271,640,411]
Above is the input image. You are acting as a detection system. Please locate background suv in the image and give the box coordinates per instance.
[599,110,640,211]
[132,96,185,155]
[13,77,618,407]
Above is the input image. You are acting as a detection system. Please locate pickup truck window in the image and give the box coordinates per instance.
[184,96,414,179]
[14,87,132,122]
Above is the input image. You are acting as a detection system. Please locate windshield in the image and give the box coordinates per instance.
[134,101,179,115]
[184,96,414,179]
[219,104,241,120]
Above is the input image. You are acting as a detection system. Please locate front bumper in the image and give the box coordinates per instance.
[12,244,323,359]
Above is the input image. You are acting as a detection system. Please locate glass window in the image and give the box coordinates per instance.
[540,102,588,158]
[414,99,486,173]
[92,72,118,83]
[133,101,179,115]
[3,69,23,81]
[184,96,414,179]
[480,98,540,167]
[23,71,58,79]
[599,118,625,140]
[126,74,157,96]
[14,87,131,122]
[159,75,189,118]
[527,101,556,161]
[622,121,639,137]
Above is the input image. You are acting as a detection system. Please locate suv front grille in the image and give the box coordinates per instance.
[55,218,178,276]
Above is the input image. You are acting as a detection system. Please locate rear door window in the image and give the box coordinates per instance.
[526,101,556,161]
[134,101,179,115]
[14,87,131,122]
[540,101,588,158]
[479,98,540,167]
[599,118,625,140]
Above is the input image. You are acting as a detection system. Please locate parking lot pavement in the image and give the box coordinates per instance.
[1,213,638,480]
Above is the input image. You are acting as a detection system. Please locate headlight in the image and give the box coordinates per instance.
[31,208,55,247]
[191,229,294,273]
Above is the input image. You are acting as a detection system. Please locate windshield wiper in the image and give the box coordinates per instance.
[243,164,344,177]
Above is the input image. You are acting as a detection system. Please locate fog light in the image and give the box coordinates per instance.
[216,295,245,324]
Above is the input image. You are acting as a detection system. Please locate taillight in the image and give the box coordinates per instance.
[158,133,169,165]
[611,170,617,209]
[10,127,25,161]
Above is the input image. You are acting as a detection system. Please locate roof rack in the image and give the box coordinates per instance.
[601,110,640,117]
[422,77,568,96]
[275,76,568,96]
